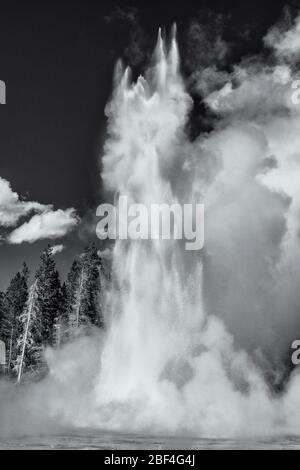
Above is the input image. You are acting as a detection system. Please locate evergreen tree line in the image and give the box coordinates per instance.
[0,243,104,381]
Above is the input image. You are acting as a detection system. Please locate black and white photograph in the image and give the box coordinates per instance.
[1,0,300,452]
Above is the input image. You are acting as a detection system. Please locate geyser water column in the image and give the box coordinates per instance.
[96,28,209,430]
[92,28,282,436]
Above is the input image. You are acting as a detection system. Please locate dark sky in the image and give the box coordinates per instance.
[0,0,293,290]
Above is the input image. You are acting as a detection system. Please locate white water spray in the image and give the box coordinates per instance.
[88,28,300,437]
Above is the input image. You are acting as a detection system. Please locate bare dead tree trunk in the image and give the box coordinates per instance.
[8,326,13,372]
[17,281,37,384]
[75,271,84,329]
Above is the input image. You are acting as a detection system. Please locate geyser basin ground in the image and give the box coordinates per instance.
[1,430,300,450]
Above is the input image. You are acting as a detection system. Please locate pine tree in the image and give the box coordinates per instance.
[60,282,68,322]
[66,258,88,333]
[0,291,5,369]
[0,292,5,336]
[53,282,68,347]
[66,244,104,336]
[35,246,62,346]
[81,243,104,327]
[1,265,29,371]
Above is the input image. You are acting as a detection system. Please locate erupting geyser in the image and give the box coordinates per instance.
[88,27,300,437]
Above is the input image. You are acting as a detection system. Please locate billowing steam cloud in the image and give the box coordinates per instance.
[91,25,298,436]
[3,11,300,440]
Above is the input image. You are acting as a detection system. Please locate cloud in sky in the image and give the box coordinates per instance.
[0,177,49,227]
[0,176,79,244]
[8,209,79,245]
[51,244,65,255]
